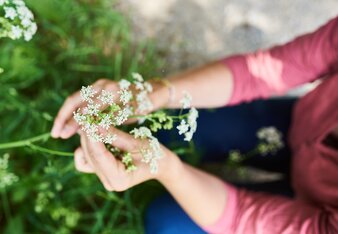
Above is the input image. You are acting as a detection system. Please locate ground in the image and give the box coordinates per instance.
[119,0,338,73]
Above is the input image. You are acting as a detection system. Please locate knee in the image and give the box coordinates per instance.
[145,195,173,234]
[144,194,207,234]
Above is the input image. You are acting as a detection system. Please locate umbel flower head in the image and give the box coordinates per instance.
[0,153,19,189]
[73,73,199,173]
[0,0,38,41]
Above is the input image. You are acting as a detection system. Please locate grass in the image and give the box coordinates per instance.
[0,0,166,233]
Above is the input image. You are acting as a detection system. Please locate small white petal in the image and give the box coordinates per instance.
[80,86,97,103]
[180,91,192,109]
[119,79,131,90]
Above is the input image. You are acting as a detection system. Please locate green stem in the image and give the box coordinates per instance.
[0,132,73,157]
[0,132,51,150]
[130,113,188,120]
[28,143,73,157]
[244,148,261,159]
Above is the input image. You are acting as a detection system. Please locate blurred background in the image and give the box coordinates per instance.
[120,0,338,72]
[0,0,337,233]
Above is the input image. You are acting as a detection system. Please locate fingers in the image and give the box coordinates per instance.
[80,133,117,191]
[74,147,95,173]
[51,79,112,139]
[51,91,81,138]
[80,131,157,192]
[59,118,79,139]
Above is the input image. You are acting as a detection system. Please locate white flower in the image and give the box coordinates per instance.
[187,107,198,132]
[80,86,97,103]
[23,30,33,41]
[180,91,192,109]
[90,133,104,142]
[130,127,152,139]
[99,114,112,130]
[103,134,117,144]
[82,122,98,135]
[184,131,194,141]
[141,148,153,164]
[13,0,25,6]
[177,108,199,142]
[119,79,131,90]
[115,106,132,125]
[0,0,8,6]
[27,21,37,34]
[98,90,115,105]
[140,137,163,174]
[73,109,86,125]
[23,23,37,41]
[0,1,37,41]
[0,154,10,170]
[16,5,34,20]
[144,82,153,92]
[135,81,144,90]
[136,91,153,113]
[257,127,283,146]
[177,120,189,135]
[83,103,101,116]
[118,89,132,105]
[149,137,162,159]
[148,137,163,174]
[4,7,17,20]
[21,17,32,28]
[132,72,143,82]
[11,25,22,39]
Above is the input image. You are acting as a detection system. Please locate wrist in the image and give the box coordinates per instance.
[155,149,184,185]
[149,79,174,110]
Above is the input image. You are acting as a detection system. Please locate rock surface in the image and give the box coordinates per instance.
[119,0,338,73]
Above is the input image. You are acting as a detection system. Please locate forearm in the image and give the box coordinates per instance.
[157,157,228,228]
[152,60,234,109]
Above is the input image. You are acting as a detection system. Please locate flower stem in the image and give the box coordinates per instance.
[0,132,50,150]
[130,113,188,120]
[28,143,73,157]
[0,132,73,157]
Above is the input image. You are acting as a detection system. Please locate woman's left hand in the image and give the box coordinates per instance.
[74,127,180,191]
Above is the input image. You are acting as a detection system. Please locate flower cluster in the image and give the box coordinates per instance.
[0,0,37,41]
[0,153,19,190]
[130,126,163,173]
[177,107,198,141]
[73,73,199,174]
[257,127,284,155]
[227,126,285,169]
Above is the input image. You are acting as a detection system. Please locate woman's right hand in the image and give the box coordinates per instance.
[51,78,169,139]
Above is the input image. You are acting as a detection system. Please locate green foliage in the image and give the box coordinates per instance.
[0,0,164,233]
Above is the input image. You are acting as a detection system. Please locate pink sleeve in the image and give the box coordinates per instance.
[224,16,338,106]
[202,183,338,234]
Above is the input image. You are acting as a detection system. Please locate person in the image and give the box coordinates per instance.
[51,15,338,234]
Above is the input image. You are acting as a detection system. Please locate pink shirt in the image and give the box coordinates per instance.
[204,16,338,234]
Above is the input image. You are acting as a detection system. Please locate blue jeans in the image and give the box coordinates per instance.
[145,98,297,234]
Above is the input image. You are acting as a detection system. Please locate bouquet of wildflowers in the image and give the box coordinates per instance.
[73,73,199,174]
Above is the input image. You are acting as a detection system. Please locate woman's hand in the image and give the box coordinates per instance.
[74,127,181,191]
[51,78,169,139]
